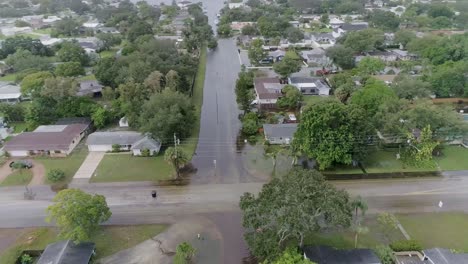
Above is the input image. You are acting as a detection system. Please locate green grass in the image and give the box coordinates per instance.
[398,213,468,252]
[99,49,118,58]
[91,154,173,182]
[16,33,41,39]
[0,170,33,186]
[181,46,207,156]
[78,74,97,81]
[33,28,52,34]
[303,216,405,249]
[436,146,468,171]
[10,122,28,133]
[0,74,17,82]
[0,225,167,263]
[302,95,335,106]
[37,145,88,184]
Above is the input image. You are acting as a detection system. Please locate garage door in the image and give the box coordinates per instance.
[88,145,111,152]
[9,150,29,157]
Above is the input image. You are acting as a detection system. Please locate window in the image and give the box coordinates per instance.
[54,150,61,154]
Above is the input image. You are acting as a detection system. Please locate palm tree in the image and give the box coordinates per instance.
[351,196,368,224]
[164,147,189,179]
[352,224,369,248]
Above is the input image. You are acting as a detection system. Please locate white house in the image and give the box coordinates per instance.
[228,2,245,9]
[288,76,331,96]
[0,82,21,104]
[86,132,161,155]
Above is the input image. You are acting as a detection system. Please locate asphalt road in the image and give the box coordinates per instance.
[2,173,468,228]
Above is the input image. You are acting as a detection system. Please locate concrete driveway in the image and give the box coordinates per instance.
[73,152,105,180]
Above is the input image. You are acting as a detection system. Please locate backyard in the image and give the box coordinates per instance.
[398,213,468,252]
[91,154,173,182]
[0,225,167,264]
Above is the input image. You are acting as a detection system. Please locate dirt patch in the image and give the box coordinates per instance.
[28,161,46,186]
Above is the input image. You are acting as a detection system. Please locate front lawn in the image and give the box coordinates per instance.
[435,146,468,171]
[78,74,97,81]
[0,225,167,264]
[398,213,468,252]
[0,170,33,186]
[303,216,405,249]
[37,145,88,184]
[91,154,173,182]
[302,95,335,107]
[0,74,17,82]
[10,122,28,133]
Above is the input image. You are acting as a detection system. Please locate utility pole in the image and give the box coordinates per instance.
[174,133,179,178]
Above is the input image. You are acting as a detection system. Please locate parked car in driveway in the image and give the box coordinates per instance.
[9,160,33,169]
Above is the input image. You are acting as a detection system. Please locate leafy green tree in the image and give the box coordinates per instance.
[55,61,85,77]
[144,70,164,93]
[95,57,119,87]
[369,10,400,31]
[25,97,58,129]
[235,67,254,112]
[256,16,290,38]
[165,70,179,91]
[20,71,53,96]
[326,45,355,70]
[57,41,89,66]
[428,4,454,18]
[248,39,267,66]
[46,189,111,243]
[273,51,302,78]
[292,101,372,170]
[0,36,52,59]
[351,78,398,118]
[40,77,78,101]
[240,168,352,260]
[357,57,385,75]
[429,61,468,97]
[377,212,398,244]
[5,49,51,72]
[52,17,81,37]
[392,75,431,100]
[334,83,357,104]
[91,107,110,129]
[0,103,24,122]
[217,23,232,37]
[394,30,416,48]
[277,85,302,109]
[127,20,153,42]
[242,118,258,135]
[271,247,315,264]
[139,90,195,144]
[118,80,151,126]
[97,33,122,50]
[241,24,257,36]
[431,16,452,29]
[343,29,384,53]
[404,125,439,167]
[164,147,189,179]
[286,27,304,43]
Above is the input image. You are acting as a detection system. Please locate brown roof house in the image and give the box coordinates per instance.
[4,123,90,157]
[253,78,285,110]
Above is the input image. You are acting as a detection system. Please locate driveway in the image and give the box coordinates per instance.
[0,159,45,186]
[72,152,105,180]
[98,216,222,264]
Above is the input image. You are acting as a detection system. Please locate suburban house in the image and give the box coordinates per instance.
[37,240,95,264]
[303,245,382,264]
[0,82,22,103]
[269,50,286,62]
[230,21,255,31]
[309,32,336,48]
[263,123,298,145]
[77,80,103,97]
[253,78,285,110]
[355,50,398,63]
[4,122,91,157]
[301,48,331,66]
[228,2,246,9]
[177,0,192,9]
[288,76,331,96]
[391,49,418,61]
[394,248,468,264]
[86,131,161,155]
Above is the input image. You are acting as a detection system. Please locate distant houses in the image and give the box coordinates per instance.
[0,82,22,104]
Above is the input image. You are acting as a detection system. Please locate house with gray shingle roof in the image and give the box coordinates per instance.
[86,131,161,155]
[263,123,298,145]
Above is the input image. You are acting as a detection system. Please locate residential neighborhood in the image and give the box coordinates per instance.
[0,0,467,263]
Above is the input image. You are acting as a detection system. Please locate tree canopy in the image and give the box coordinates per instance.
[326,45,355,70]
[292,100,373,169]
[46,189,111,243]
[240,168,352,260]
[273,51,302,78]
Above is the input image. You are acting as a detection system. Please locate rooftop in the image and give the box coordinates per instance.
[304,245,381,264]
[263,123,298,139]
[254,78,284,100]
[87,131,145,146]
[424,248,468,264]
[4,124,89,151]
[0,83,21,100]
[37,240,95,264]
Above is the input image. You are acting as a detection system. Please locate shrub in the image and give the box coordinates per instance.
[390,239,423,252]
[47,169,65,182]
[141,148,151,157]
[112,144,121,152]
[242,119,258,135]
[374,245,395,264]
